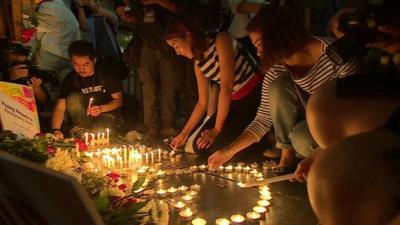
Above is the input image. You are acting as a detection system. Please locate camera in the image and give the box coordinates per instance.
[10,61,54,85]
[326,3,392,65]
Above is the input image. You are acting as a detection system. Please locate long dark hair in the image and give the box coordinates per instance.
[164,13,209,60]
[247,4,308,69]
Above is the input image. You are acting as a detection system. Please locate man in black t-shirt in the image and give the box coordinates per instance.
[51,40,123,138]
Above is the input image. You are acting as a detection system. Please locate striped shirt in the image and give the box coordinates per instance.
[245,37,360,140]
[195,38,258,94]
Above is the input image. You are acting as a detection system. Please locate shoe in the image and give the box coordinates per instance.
[160,128,178,137]
[263,147,281,159]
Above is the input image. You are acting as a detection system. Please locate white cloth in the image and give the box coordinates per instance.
[36,0,80,59]
[227,0,265,39]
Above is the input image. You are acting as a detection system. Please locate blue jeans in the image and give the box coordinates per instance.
[269,75,318,157]
[66,92,118,131]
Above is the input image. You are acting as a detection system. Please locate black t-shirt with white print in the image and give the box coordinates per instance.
[59,61,122,111]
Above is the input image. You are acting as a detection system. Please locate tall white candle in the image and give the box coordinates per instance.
[84,132,89,145]
[106,128,110,145]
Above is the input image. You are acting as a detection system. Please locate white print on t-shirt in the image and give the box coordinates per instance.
[81,85,106,94]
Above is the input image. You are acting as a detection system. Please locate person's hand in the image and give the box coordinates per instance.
[290,153,316,182]
[53,130,64,139]
[27,77,42,89]
[87,105,102,117]
[10,64,29,80]
[82,0,99,12]
[366,25,400,54]
[208,146,235,171]
[329,8,356,39]
[170,132,189,150]
[196,128,219,149]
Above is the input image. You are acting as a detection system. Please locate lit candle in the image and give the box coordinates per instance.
[237,162,245,167]
[178,185,189,192]
[90,133,95,146]
[167,187,178,194]
[179,208,193,218]
[172,201,186,209]
[106,128,110,145]
[190,184,201,191]
[97,132,101,144]
[192,217,207,225]
[230,214,245,223]
[156,188,167,196]
[253,206,267,214]
[243,166,251,173]
[138,168,146,175]
[188,190,198,196]
[224,165,233,172]
[190,165,199,172]
[246,212,260,220]
[215,218,231,225]
[84,132,89,145]
[101,133,105,145]
[234,165,242,172]
[181,194,193,202]
[259,186,270,192]
[256,172,263,179]
[250,163,258,169]
[250,169,258,176]
[257,200,271,207]
[156,170,166,177]
[217,166,225,172]
[260,193,272,200]
[199,164,207,171]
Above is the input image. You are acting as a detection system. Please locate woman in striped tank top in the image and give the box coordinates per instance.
[165,13,268,158]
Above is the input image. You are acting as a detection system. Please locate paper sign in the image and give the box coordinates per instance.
[0,81,40,138]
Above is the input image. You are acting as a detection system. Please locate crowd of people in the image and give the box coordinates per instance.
[1,0,400,224]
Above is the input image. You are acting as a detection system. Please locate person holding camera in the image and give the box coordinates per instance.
[207,4,360,171]
[51,40,123,139]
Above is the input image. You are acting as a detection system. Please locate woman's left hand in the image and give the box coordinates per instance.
[196,128,220,149]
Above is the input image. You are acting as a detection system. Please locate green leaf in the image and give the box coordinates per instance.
[131,176,146,192]
[93,196,109,213]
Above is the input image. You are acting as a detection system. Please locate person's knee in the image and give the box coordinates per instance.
[66,92,85,109]
[289,122,317,157]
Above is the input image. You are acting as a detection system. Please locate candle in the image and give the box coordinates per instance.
[215,218,231,225]
[257,200,271,207]
[138,168,146,175]
[250,169,258,176]
[246,212,260,220]
[156,170,166,177]
[84,132,89,145]
[259,186,270,192]
[106,128,110,145]
[178,185,189,192]
[234,165,242,172]
[256,172,263,178]
[190,165,199,172]
[217,166,225,172]
[179,208,193,218]
[192,217,207,225]
[101,133,105,145]
[90,133,95,146]
[156,189,167,196]
[253,206,267,214]
[88,97,94,109]
[181,194,193,202]
[199,164,207,171]
[97,132,101,143]
[224,165,233,172]
[237,162,245,167]
[243,166,251,173]
[167,187,178,194]
[230,214,245,223]
[250,163,258,169]
[190,184,201,191]
[172,201,186,209]
[260,193,272,200]
[188,190,198,196]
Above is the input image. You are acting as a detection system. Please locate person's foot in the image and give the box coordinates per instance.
[277,149,295,168]
[263,147,281,159]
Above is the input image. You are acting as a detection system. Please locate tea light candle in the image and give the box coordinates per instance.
[253,206,267,214]
[172,201,186,209]
[257,200,271,207]
[179,208,193,218]
[243,166,251,173]
[250,163,258,169]
[215,218,231,225]
[190,184,201,191]
[188,190,198,196]
[234,165,243,172]
[256,177,264,181]
[192,217,207,225]
[224,165,233,172]
[138,168,146,175]
[260,194,272,200]
[182,193,193,202]
[190,165,199,172]
[156,170,166,177]
[230,214,245,223]
[218,166,225,172]
[156,188,167,196]
[250,169,258,176]
[259,185,270,192]
[246,212,260,220]
[178,185,189,192]
[237,162,245,167]
[256,172,263,178]
[199,164,207,171]
[167,187,178,194]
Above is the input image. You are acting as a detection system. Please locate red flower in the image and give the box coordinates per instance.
[121,197,138,208]
[106,172,120,180]
[118,184,127,191]
[22,27,37,43]
[47,145,56,154]
[75,138,88,151]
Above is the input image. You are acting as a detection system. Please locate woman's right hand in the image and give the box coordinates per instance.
[170,132,189,150]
